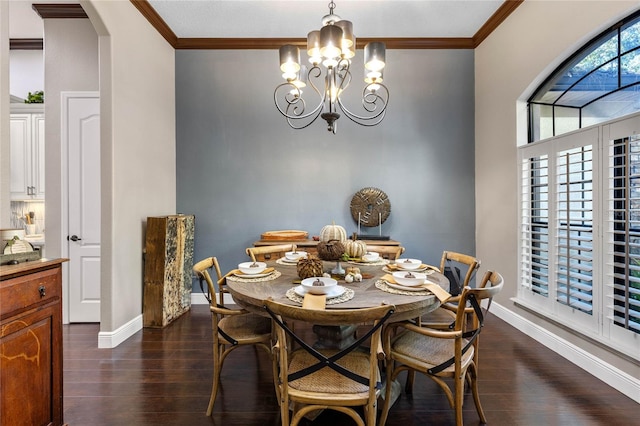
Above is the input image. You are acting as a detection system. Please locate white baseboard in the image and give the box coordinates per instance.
[191,292,210,305]
[491,302,640,404]
[97,314,143,349]
[191,292,233,305]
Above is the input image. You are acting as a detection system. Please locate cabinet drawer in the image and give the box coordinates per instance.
[0,267,61,318]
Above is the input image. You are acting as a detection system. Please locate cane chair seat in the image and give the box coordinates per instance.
[391,331,475,374]
[288,349,376,395]
[218,313,272,342]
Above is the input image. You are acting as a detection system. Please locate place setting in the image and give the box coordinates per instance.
[382,257,439,274]
[286,276,355,307]
[346,251,389,266]
[226,261,281,282]
[376,263,451,302]
[276,250,308,265]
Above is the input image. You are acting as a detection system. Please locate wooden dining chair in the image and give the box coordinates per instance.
[379,271,504,426]
[264,299,395,426]
[406,251,481,393]
[193,257,272,416]
[365,245,405,260]
[246,243,297,262]
[419,250,481,329]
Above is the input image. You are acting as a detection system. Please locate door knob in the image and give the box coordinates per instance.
[68,235,82,242]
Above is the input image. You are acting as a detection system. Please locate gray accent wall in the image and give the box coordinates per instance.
[176,49,475,278]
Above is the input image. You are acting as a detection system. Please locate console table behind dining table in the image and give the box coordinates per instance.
[252,239,402,261]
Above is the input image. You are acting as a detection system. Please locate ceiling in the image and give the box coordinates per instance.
[146,0,506,39]
[9,0,520,49]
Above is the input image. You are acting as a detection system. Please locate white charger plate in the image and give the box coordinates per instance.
[233,270,274,278]
[294,285,346,299]
[383,266,433,274]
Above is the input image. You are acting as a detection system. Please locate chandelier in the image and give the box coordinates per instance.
[274,1,389,134]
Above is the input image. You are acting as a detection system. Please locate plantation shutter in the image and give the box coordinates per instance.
[555,146,594,314]
[606,135,640,333]
[520,153,550,296]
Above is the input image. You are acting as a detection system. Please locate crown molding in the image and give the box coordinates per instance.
[32,3,88,19]
[173,37,477,50]
[10,38,44,50]
[473,0,524,47]
[134,0,521,50]
[130,0,178,46]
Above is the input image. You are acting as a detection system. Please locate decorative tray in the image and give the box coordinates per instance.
[260,230,308,241]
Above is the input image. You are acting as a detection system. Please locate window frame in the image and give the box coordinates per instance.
[528,9,640,143]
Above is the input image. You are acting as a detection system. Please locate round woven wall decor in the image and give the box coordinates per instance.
[350,187,391,227]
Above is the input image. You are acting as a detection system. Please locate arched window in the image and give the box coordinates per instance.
[528,10,640,142]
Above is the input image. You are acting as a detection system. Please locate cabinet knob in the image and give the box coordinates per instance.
[38,285,46,298]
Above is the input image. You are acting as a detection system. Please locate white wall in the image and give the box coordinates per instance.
[8,0,45,38]
[475,0,639,379]
[1,1,10,228]
[9,50,43,100]
[81,0,176,340]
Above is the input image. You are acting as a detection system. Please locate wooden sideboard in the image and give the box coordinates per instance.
[0,258,67,426]
[253,239,402,260]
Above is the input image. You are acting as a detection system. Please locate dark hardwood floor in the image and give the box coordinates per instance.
[63,304,638,425]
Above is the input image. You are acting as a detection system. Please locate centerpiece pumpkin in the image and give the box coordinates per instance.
[316,239,345,261]
[319,222,347,243]
[297,255,324,280]
[345,239,367,258]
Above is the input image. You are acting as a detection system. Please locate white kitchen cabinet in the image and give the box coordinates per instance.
[10,110,45,200]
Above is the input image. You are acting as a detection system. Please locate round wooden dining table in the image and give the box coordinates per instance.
[226,258,450,408]
[225,259,449,325]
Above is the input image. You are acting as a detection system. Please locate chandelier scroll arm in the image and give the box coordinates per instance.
[336,82,389,125]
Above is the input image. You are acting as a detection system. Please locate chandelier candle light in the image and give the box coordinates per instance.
[275,1,389,134]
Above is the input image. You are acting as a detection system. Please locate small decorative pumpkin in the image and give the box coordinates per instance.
[317,239,346,261]
[297,256,324,280]
[319,221,347,243]
[345,239,367,258]
[345,266,361,276]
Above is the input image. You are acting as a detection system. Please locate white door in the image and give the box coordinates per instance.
[64,93,101,322]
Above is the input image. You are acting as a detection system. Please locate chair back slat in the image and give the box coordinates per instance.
[246,244,297,261]
[365,245,405,260]
[440,251,480,295]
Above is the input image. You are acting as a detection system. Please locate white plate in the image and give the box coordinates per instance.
[279,257,299,264]
[294,285,346,299]
[233,270,274,278]
[385,281,429,292]
[396,263,429,272]
[383,266,433,274]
